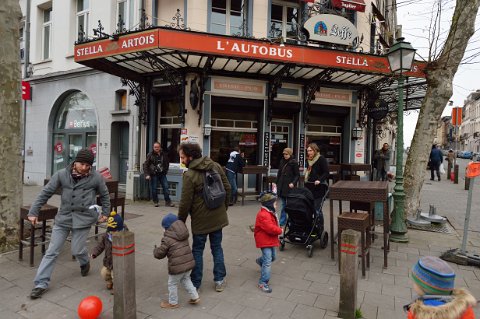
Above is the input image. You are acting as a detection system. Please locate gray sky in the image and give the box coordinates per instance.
[397,0,480,146]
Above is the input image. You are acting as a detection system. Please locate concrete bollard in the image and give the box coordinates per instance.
[112,231,137,319]
[454,164,459,184]
[338,229,360,319]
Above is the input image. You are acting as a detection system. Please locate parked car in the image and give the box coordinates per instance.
[458,151,474,159]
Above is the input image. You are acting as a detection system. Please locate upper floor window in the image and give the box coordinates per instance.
[42,8,52,60]
[77,0,89,38]
[211,0,248,36]
[270,1,300,43]
[117,0,134,30]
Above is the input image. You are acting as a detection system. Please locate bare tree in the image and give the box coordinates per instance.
[404,0,480,217]
[0,0,23,252]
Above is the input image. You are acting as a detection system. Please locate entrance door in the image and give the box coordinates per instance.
[68,134,83,165]
[118,123,129,183]
[270,121,293,169]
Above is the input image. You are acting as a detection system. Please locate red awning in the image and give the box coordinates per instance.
[331,0,366,12]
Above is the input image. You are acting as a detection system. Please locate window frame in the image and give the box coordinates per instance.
[42,8,52,60]
[76,0,90,39]
[270,1,301,42]
[210,0,248,36]
[116,0,134,30]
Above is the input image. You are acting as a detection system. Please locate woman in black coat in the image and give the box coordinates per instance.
[276,148,300,226]
[305,143,329,212]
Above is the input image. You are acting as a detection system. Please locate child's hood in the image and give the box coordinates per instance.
[164,220,189,241]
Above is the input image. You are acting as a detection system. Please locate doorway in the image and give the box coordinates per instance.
[111,122,129,184]
[270,121,293,169]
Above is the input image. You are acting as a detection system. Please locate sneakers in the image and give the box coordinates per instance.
[160,301,179,309]
[215,280,226,292]
[154,202,159,207]
[30,287,47,299]
[258,283,272,293]
[80,262,90,277]
[189,298,200,304]
[106,281,113,290]
[166,201,175,207]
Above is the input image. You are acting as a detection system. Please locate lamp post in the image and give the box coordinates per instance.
[386,37,416,243]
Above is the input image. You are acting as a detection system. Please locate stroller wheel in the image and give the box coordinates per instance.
[307,245,313,257]
[320,231,328,249]
[279,240,285,251]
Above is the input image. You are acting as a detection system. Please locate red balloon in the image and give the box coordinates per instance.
[78,295,103,319]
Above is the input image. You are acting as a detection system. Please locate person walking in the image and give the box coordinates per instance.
[225,146,245,206]
[154,213,200,308]
[143,142,174,207]
[447,149,455,180]
[28,149,110,299]
[305,143,329,212]
[276,148,299,226]
[177,143,231,292]
[429,144,443,181]
[374,143,391,181]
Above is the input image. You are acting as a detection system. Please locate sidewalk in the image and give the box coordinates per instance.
[0,176,478,319]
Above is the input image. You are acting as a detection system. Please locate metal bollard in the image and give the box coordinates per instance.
[465,168,470,190]
[454,164,459,184]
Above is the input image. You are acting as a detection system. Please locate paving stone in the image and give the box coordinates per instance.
[313,295,338,312]
[263,298,297,316]
[381,283,412,300]
[290,304,326,319]
[308,282,337,296]
[363,291,395,310]
[286,289,319,306]
[208,300,245,319]
[235,307,273,319]
[303,271,331,284]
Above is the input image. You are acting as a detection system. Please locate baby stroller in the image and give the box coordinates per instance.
[279,184,329,257]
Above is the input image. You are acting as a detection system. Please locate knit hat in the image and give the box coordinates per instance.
[107,211,124,232]
[411,256,455,295]
[75,149,94,166]
[162,213,178,230]
[258,191,277,211]
[283,148,293,156]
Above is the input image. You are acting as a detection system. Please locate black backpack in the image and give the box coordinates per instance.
[202,169,226,209]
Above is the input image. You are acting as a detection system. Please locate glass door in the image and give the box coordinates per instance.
[68,134,83,164]
[270,121,292,169]
[52,133,67,172]
[86,133,97,169]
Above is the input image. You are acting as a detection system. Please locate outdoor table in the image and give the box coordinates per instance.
[329,180,390,268]
[340,163,371,180]
[238,165,268,205]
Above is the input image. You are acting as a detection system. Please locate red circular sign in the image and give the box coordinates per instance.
[355,153,362,158]
[54,142,63,154]
[89,143,97,155]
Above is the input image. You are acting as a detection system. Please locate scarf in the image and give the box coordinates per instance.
[305,153,320,181]
[71,163,90,181]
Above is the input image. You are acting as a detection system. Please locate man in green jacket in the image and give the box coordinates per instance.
[178,143,231,292]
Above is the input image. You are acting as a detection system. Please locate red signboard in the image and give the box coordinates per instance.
[54,142,63,154]
[451,107,462,126]
[332,0,366,12]
[22,81,31,100]
[74,28,426,78]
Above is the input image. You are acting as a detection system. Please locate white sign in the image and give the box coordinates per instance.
[303,14,359,47]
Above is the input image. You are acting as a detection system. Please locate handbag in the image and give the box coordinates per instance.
[439,163,446,174]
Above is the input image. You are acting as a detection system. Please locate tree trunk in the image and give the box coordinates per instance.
[404,0,480,217]
[0,0,22,252]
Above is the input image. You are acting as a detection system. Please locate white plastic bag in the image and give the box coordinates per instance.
[440,163,446,174]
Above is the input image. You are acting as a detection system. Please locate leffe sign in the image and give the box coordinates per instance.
[303,14,359,47]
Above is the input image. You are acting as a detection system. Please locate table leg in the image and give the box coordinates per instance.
[241,174,245,206]
[19,219,24,261]
[41,221,47,255]
[29,223,35,267]
[330,199,334,259]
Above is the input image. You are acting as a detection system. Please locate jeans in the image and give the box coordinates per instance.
[279,196,287,226]
[191,229,226,289]
[257,247,276,285]
[226,171,237,202]
[431,162,441,180]
[150,173,171,203]
[168,271,198,305]
[34,225,90,289]
[376,168,387,181]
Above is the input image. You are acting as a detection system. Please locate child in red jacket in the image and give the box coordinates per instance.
[254,192,282,293]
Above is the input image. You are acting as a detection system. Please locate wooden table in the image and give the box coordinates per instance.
[340,163,371,180]
[329,181,390,268]
[19,204,58,267]
[238,166,268,205]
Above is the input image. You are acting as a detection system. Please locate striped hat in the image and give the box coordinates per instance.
[411,256,455,295]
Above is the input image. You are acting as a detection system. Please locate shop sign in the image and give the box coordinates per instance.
[22,81,31,100]
[368,99,389,121]
[239,133,257,146]
[213,81,263,94]
[54,142,63,154]
[263,132,270,167]
[299,134,305,168]
[75,29,159,61]
[68,120,92,128]
[315,89,351,102]
[89,143,97,155]
[331,0,366,12]
[303,14,359,47]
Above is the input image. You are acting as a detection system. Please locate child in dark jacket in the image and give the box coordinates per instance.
[254,192,282,293]
[404,256,477,319]
[154,213,199,309]
[91,211,125,291]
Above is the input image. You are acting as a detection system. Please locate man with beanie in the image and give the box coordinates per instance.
[405,256,477,319]
[28,149,110,299]
[225,146,245,206]
[177,142,231,292]
[143,142,174,207]
[254,192,282,293]
[91,211,125,292]
[154,213,199,308]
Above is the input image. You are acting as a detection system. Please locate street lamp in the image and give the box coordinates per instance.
[386,37,416,243]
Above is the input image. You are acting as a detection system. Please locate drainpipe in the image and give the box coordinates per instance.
[22,0,31,183]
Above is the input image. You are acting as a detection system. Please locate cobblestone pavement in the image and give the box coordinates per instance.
[1,164,478,318]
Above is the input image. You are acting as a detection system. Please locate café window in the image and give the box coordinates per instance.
[42,7,52,60]
[115,89,127,111]
[210,0,248,36]
[117,0,134,29]
[270,1,300,43]
[210,112,258,166]
[158,99,181,163]
[76,0,89,38]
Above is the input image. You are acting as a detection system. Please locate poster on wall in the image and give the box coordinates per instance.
[180,129,189,143]
[263,132,270,167]
[239,133,257,146]
[299,134,305,170]
[354,140,365,163]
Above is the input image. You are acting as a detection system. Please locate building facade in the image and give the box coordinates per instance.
[460,91,480,153]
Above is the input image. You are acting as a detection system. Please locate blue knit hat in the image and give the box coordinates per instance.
[107,211,124,232]
[162,213,178,229]
[411,256,455,295]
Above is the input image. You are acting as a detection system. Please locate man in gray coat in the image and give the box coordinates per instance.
[374,143,391,181]
[28,149,110,299]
